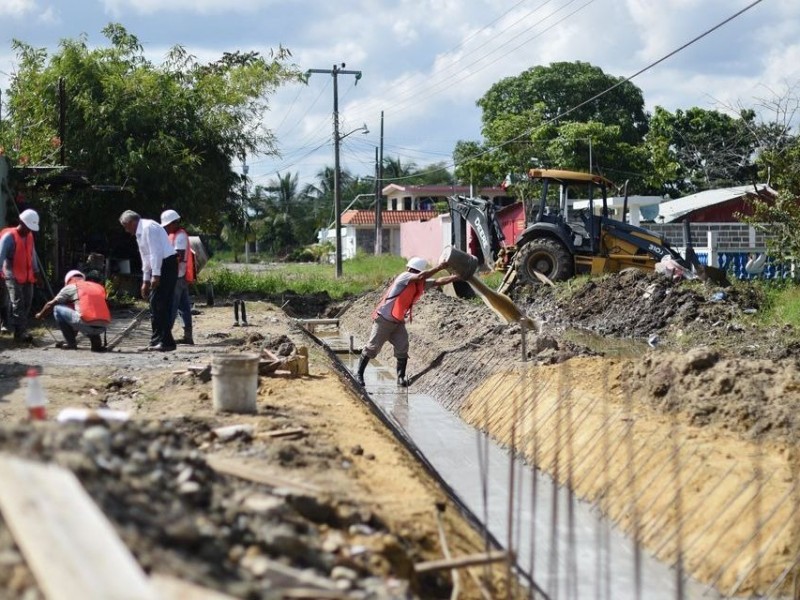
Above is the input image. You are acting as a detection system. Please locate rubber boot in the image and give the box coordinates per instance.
[89,334,106,353]
[396,357,409,387]
[57,323,78,350]
[356,355,369,386]
[177,327,194,345]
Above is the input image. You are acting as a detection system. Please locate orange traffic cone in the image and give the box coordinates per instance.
[25,367,46,421]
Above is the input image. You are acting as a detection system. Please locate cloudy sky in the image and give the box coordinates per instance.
[0,0,798,191]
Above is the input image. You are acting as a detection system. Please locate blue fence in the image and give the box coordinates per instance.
[694,251,793,280]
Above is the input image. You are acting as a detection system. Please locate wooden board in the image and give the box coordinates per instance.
[0,453,157,600]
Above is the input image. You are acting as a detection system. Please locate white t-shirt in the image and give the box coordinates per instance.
[174,230,189,278]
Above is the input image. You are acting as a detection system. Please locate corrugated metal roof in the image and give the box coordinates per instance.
[341,209,440,225]
[658,184,776,223]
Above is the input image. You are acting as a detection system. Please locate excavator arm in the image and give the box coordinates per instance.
[448,196,507,271]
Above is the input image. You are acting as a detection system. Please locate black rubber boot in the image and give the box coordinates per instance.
[396,357,409,387]
[57,323,78,349]
[177,327,194,345]
[89,334,106,353]
[356,355,369,386]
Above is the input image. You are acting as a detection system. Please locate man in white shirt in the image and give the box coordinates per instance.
[119,210,178,351]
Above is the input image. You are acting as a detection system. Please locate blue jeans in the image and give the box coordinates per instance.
[54,305,106,336]
[169,277,192,330]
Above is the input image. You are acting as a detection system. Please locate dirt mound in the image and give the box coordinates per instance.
[513,270,755,337]
[628,347,800,444]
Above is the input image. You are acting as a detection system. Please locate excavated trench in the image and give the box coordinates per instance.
[310,326,714,599]
[335,277,800,599]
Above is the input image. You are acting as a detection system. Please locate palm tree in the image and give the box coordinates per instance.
[382,156,416,183]
[266,171,300,214]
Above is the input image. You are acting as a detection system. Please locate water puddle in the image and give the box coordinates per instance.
[321,331,719,599]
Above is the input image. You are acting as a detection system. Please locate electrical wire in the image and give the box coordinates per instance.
[380,0,767,184]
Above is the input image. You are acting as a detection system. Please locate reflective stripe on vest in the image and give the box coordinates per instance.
[1,227,35,283]
[76,280,111,325]
[168,228,195,283]
[372,277,425,323]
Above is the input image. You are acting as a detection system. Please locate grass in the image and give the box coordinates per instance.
[759,282,800,328]
[201,253,407,299]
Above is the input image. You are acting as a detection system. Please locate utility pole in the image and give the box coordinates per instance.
[242,160,249,264]
[306,64,362,278]
[373,147,380,254]
[375,111,384,255]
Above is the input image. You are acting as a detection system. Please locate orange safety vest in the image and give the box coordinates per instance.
[75,280,111,325]
[372,276,425,323]
[0,227,35,283]
[168,228,195,283]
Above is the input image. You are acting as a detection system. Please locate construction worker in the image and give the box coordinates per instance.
[160,209,194,345]
[119,210,178,352]
[0,209,40,343]
[35,270,111,352]
[356,257,460,387]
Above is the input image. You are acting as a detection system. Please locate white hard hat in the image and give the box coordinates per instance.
[406,257,428,272]
[160,209,180,226]
[19,209,39,232]
[64,269,85,285]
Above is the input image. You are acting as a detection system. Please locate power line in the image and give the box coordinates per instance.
[384,0,767,184]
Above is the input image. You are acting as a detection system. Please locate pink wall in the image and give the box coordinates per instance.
[400,215,449,266]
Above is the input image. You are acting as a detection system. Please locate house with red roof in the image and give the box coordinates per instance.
[319,184,514,260]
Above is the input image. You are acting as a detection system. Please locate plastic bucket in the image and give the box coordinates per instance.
[211,353,259,413]
[440,246,479,280]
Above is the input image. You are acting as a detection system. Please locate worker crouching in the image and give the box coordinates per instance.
[35,270,111,352]
[357,257,460,387]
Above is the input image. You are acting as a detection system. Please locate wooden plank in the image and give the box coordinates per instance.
[0,453,157,600]
[260,427,306,439]
[206,454,322,494]
[294,318,339,326]
[414,550,508,574]
[151,573,238,600]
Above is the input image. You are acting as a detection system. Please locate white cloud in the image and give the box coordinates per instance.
[0,0,37,17]
[101,0,278,16]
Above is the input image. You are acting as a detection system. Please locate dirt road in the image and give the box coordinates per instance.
[0,300,513,599]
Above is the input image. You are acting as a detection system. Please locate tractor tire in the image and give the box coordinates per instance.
[516,238,574,284]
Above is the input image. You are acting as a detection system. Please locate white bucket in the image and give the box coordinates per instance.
[211,353,259,413]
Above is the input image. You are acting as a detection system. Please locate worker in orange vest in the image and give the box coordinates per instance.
[160,209,195,345]
[0,209,40,343]
[35,270,111,352]
[356,257,460,387]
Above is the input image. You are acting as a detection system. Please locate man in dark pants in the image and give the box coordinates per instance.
[119,210,178,351]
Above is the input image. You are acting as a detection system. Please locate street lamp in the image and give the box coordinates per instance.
[332,123,368,276]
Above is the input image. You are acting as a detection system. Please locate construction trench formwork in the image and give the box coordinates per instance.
[307,314,800,600]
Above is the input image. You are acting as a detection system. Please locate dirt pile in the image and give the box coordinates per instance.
[628,347,800,444]
[513,269,751,335]
[0,418,420,599]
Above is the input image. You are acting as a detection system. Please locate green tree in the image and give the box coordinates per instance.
[477,61,648,144]
[461,61,651,194]
[1,24,301,235]
[645,106,757,196]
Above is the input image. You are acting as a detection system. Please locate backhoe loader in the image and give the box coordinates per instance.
[448,169,728,293]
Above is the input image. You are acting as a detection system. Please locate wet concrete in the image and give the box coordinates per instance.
[331,338,721,600]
